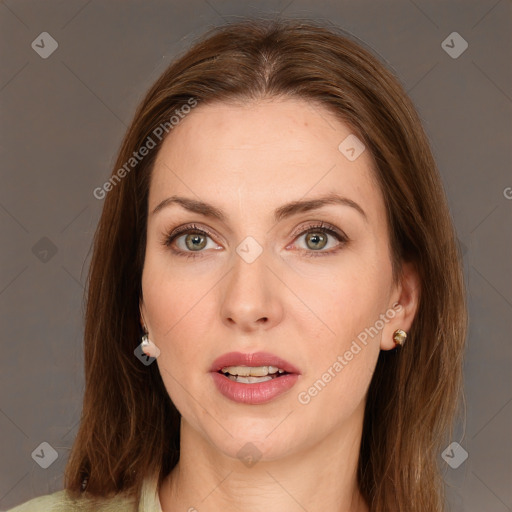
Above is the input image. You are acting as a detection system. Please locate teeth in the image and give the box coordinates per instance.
[221,365,283,377]
[227,375,274,384]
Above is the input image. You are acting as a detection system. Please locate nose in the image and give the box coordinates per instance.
[220,245,284,333]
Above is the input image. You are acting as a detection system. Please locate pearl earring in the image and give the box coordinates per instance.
[140,326,160,359]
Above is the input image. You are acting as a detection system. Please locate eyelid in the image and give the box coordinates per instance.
[164,221,217,238]
[288,220,347,241]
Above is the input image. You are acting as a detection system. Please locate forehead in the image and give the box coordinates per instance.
[149,97,382,222]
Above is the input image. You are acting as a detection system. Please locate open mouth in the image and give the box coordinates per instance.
[219,365,290,384]
[211,354,300,404]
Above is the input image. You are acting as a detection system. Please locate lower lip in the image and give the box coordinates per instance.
[211,371,299,404]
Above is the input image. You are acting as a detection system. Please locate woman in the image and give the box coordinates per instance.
[9,17,467,512]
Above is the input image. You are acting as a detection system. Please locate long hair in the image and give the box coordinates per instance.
[64,18,467,511]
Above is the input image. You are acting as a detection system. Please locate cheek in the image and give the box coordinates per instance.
[142,247,214,334]
[296,280,385,421]
[141,257,229,420]
[297,258,391,395]
[307,261,390,345]
[296,348,378,435]
[142,270,209,417]
[141,251,205,419]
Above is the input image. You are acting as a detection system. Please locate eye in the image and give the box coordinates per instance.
[162,223,220,259]
[289,221,348,257]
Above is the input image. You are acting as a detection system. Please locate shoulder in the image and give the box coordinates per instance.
[6,488,138,512]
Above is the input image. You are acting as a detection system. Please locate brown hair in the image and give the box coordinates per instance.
[64,17,467,511]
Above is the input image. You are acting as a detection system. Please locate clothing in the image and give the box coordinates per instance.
[6,471,163,512]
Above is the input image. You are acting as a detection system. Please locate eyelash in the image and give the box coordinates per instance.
[162,222,349,260]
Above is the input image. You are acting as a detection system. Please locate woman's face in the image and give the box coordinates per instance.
[141,97,417,461]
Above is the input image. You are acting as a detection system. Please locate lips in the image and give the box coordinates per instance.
[209,351,301,405]
[210,351,301,374]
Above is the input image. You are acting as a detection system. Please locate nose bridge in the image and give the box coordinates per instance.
[220,237,282,329]
[230,237,271,303]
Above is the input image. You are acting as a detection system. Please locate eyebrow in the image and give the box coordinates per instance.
[151,193,367,223]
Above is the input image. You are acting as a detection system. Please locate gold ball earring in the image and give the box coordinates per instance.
[393,329,407,347]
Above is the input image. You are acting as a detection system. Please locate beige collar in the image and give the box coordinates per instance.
[138,470,162,512]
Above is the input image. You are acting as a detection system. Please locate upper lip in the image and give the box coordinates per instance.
[210,351,301,374]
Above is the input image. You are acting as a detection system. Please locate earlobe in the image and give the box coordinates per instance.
[380,262,421,351]
[392,328,408,346]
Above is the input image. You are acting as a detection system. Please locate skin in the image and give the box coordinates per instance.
[140,97,420,512]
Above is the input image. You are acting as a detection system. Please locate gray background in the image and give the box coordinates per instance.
[0,0,511,510]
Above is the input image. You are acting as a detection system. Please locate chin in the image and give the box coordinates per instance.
[201,418,309,465]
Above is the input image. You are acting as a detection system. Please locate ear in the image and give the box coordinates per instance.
[380,261,421,351]
[139,298,147,331]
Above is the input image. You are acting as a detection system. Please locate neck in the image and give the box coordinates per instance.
[159,405,369,512]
